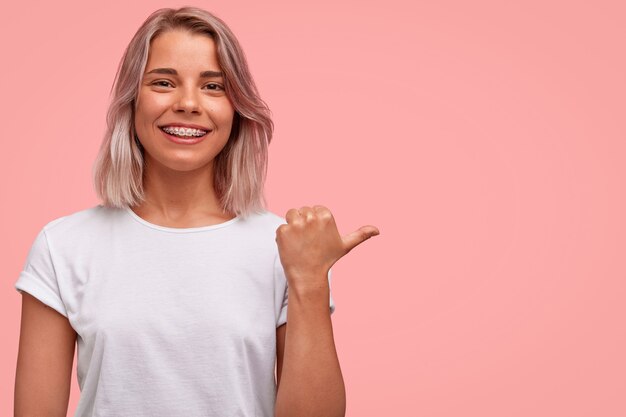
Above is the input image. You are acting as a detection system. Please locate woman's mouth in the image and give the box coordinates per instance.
[159,126,210,145]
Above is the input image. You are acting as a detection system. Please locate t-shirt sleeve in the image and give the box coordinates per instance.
[15,227,68,318]
[275,254,336,328]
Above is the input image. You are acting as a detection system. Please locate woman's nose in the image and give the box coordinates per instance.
[173,88,201,113]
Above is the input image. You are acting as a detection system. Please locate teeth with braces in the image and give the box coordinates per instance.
[162,126,207,137]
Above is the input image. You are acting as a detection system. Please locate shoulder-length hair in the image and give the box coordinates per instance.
[92,6,273,219]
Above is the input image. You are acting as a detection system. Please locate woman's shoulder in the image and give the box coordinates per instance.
[257,209,286,224]
[40,204,122,237]
[241,209,286,230]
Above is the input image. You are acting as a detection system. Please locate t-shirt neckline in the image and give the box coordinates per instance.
[124,206,240,233]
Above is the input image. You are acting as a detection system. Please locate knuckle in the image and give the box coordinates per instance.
[318,208,333,221]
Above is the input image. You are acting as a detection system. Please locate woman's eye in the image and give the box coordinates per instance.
[152,81,172,88]
[204,83,224,91]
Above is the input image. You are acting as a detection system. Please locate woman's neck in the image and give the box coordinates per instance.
[130,159,235,228]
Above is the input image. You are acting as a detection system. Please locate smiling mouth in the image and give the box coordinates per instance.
[159,127,212,145]
[158,126,211,138]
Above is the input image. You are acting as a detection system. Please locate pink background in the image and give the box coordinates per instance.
[2,1,625,416]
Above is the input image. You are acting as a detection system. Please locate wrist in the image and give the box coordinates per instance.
[287,275,330,298]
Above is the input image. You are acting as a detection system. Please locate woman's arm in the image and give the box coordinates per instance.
[274,280,346,417]
[14,292,76,417]
[274,205,377,417]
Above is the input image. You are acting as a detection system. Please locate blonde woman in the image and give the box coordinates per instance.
[14,7,379,417]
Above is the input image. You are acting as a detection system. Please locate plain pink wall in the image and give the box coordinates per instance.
[2,1,625,416]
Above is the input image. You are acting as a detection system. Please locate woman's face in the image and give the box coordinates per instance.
[134,29,235,173]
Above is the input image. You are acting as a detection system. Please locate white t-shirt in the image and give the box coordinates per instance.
[15,204,335,417]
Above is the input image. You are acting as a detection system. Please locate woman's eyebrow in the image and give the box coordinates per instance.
[145,68,223,78]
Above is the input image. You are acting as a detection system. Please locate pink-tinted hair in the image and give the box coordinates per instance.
[92,6,273,219]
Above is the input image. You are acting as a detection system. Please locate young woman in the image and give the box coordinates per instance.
[14,7,379,417]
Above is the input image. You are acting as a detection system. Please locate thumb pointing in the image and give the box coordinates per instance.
[342,226,380,253]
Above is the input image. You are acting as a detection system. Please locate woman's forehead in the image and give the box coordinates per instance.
[146,31,220,73]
